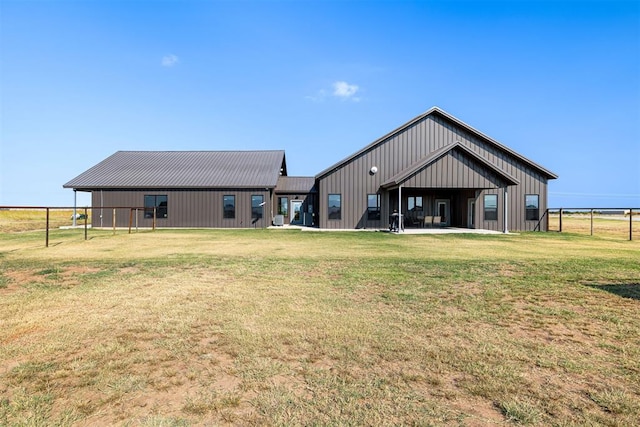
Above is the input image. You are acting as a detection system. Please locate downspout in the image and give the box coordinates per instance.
[100,190,104,228]
[269,188,274,226]
[503,186,508,234]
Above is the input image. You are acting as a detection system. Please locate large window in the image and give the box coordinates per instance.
[525,194,540,221]
[223,195,235,219]
[144,195,168,219]
[278,197,288,217]
[484,194,498,221]
[328,194,341,220]
[367,194,381,220]
[252,195,264,219]
[407,196,423,212]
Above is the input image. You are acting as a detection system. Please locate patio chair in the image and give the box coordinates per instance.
[424,216,433,228]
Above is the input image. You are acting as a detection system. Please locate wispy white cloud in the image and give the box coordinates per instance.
[306,81,361,103]
[332,81,359,100]
[161,54,179,67]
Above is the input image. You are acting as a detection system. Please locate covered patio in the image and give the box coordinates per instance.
[380,142,519,232]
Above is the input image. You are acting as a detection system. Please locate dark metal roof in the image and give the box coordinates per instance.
[63,150,286,189]
[275,176,317,193]
[316,106,558,180]
[381,141,519,189]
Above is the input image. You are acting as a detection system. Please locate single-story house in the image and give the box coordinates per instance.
[64,107,557,232]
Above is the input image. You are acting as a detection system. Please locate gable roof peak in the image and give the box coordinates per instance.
[316,107,557,180]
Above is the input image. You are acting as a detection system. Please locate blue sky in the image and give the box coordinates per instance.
[1,0,639,208]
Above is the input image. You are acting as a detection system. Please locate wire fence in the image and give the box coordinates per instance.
[543,208,639,241]
[0,206,157,247]
[2,206,638,247]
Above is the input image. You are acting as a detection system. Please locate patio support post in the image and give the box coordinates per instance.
[503,186,508,234]
[73,190,77,227]
[398,185,402,232]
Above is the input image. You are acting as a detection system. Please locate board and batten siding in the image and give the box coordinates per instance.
[91,189,271,228]
[318,113,551,231]
[401,150,507,189]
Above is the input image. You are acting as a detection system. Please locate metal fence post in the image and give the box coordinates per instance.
[84,207,88,240]
[630,209,634,241]
[545,209,549,232]
[559,208,563,233]
[46,208,50,247]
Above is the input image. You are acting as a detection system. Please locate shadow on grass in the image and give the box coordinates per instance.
[586,283,640,301]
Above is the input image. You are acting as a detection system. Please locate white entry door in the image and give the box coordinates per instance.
[290,200,303,225]
[435,199,450,226]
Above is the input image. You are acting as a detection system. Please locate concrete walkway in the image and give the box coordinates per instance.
[272,225,505,235]
[396,227,504,235]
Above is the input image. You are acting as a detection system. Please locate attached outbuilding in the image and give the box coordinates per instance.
[63,150,287,228]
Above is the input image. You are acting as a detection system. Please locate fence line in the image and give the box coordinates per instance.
[3,206,638,247]
[0,206,155,247]
[542,208,638,241]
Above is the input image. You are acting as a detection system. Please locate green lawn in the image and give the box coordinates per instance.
[1,228,638,426]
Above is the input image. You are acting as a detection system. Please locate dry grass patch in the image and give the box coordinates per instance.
[0,209,88,233]
[548,213,640,240]
[0,229,639,425]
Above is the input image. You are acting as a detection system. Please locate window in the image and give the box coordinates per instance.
[277,197,288,217]
[252,195,264,219]
[484,194,498,221]
[525,194,539,221]
[223,195,235,219]
[367,194,381,220]
[407,196,423,212]
[328,194,341,220]
[144,195,168,219]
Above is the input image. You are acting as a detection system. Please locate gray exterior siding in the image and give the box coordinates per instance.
[401,150,509,189]
[91,189,271,228]
[65,108,556,231]
[317,112,554,231]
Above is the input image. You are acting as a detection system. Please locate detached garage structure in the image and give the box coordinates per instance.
[64,107,557,232]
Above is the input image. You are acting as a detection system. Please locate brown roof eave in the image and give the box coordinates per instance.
[63,185,279,191]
